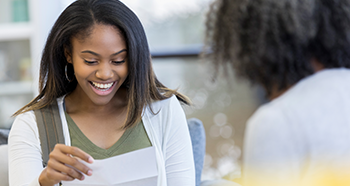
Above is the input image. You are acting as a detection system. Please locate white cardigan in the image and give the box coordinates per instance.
[8,95,195,186]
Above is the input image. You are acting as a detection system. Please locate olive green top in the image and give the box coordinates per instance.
[65,112,152,160]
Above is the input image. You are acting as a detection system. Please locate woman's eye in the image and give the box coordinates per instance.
[112,60,125,64]
[84,60,97,64]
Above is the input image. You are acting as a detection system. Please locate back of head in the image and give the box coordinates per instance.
[206,0,350,95]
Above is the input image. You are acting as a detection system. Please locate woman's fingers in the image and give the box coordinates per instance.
[50,144,94,176]
[45,166,75,181]
[39,144,94,186]
[47,158,85,180]
[39,167,74,186]
[49,151,92,177]
[55,144,94,163]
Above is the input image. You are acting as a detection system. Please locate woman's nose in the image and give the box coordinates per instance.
[95,63,114,80]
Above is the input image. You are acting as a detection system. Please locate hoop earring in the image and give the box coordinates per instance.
[65,64,74,82]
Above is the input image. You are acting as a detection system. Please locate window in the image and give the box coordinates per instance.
[125,0,264,180]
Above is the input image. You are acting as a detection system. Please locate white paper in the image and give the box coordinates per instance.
[62,146,158,186]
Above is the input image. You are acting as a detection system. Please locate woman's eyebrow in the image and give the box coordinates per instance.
[80,49,127,57]
[111,49,127,56]
[81,50,100,56]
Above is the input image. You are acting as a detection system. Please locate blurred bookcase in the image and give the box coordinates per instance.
[0,0,63,129]
[0,0,33,129]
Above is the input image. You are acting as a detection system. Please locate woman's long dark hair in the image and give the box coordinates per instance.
[14,0,190,128]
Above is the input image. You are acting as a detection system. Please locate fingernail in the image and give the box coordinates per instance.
[80,175,85,181]
[88,157,94,163]
[87,170,93,176]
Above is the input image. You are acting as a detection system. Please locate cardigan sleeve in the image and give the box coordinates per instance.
[162,96,196,186]
[8,111,43,186]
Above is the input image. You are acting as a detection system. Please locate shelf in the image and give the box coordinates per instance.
[0,81,33,96]
[0,22,32,42]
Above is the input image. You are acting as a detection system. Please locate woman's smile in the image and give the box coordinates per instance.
[89,81,117,96]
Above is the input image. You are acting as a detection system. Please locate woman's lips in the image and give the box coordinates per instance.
[89,81,117,96]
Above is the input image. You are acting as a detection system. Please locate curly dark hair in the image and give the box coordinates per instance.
[205,0,350,95]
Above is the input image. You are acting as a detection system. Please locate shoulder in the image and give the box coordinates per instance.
[11,110,37,130]
[145,95,183,116]
[9,110,40,146]
[152,94,181,107]
[278,68,350,104]
[261,68,350,123]
[247,102,288,136]
[252,69,350,124]
[142,95,187,136]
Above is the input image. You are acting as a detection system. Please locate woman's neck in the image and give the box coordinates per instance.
[268,58,325,100]
[65,86,128,115]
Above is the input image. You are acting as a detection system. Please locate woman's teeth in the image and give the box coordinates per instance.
[91,82,114,90]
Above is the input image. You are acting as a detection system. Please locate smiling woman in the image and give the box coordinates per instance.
[8,0,195,186]
[65,24,129,107]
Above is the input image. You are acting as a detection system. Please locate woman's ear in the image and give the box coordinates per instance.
[64,47,72,64]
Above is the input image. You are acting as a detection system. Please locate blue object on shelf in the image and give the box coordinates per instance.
[12,0,29,22]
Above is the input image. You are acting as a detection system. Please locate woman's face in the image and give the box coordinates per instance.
[66,24,128,106]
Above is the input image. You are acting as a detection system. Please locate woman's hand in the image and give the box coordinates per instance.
[38,144,94,186]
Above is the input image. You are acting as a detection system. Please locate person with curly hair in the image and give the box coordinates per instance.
[205,0,350,185]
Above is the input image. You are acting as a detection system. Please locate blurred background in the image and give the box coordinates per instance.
[0,0,265,181]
